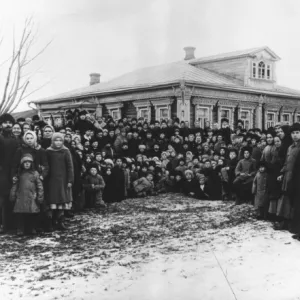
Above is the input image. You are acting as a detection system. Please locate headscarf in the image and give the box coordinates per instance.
[23,130,37,148]
[43,125,55,139]
[49,132,68,151]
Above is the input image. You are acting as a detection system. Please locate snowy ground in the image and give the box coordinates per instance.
[0,194,300,300]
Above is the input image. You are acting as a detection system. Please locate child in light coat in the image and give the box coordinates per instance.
[10,154,44,235]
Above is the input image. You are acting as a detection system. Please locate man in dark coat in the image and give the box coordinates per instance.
[110,158,126,202]
[282,123,300,239]
[0,113,19,233]
[74,111,94,135]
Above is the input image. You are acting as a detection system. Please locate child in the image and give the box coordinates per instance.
[252,162,268,220]
[196,174,210,200]
[83,164,106,210]
[102,167,114,204]
[10,154,44,235]
[133,172,155,197]
[45,133,74,231]
[182,170,198,197]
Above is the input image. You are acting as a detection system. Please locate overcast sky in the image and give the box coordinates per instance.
[1,0,300,111]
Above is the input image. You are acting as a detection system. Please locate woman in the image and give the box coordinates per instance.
[22,122,31,133]
[40,125,55,149]
[268,136,282,218]
[11,131,49,181]
[45,133,74,231]
[12,123,23,143]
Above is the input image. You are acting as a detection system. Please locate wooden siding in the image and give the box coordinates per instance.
[195,57,248,82]
[123,101,137,119]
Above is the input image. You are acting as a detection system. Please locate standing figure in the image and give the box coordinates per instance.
[45,133,74,231]
[10,154,44,235]
[0,113,19,233]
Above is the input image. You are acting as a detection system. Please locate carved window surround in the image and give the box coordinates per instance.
[133,100,151,122]
[151,99,174,121]
[105,103,124,120]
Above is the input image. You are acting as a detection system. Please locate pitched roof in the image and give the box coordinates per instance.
[32,46,300,104]
[188,46,281,64]
[33,62,242,103]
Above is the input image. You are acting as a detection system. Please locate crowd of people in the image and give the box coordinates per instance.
[1,109,300,240]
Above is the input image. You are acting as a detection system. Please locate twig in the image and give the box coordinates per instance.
[211,250,238,300]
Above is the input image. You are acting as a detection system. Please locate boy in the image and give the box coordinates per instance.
[233,147,257,204]
[83,164,106,210]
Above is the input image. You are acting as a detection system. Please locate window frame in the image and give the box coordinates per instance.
[111,109,121,121]
[252,62,256,78]
[266,112,276,128]
[258,61,265,79]
[195,106,210,128]
[240,109,251,130]
[137,107,151,122]
[281,112,291,125]
[156,105,170,121]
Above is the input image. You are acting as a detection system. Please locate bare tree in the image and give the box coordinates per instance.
[0,17,51,114]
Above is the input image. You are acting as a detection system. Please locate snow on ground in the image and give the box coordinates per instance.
[0,194,299,300]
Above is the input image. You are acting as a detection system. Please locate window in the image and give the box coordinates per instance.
[282,113,291,125]
[196,107,210,128]
[221,109,230,119]
[240,110,251,130]
[156,106,169,121]
[267,65,271,80]
[266,112,275,128]
[258,61,265,79]
[138,108,150,121]
[297,115,300,123]
[111,109,121,120]
[252,63,256,78]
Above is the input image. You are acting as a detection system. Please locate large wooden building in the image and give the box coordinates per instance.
[31,46,300,129]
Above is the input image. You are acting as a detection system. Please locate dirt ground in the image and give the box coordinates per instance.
[0,194,299,300]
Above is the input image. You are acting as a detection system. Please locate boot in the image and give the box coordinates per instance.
[57,216,67,231]
[64,210,74,219]
[44,216,54,232]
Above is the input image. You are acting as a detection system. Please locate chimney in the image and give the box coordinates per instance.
[89,73,101,85]
[183,47,196,60]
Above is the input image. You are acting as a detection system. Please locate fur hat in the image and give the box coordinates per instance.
[21,153,33,164]
[17,117,25,123]
[78,110,87,117]
[0,113,15,125]
[290,122,300,133]
[104,159,114,166]
[184,169,194,178]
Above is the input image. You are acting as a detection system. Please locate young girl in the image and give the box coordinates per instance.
[252,162,268,220]
[10,154,44,235]
[45,133,74,231]
[83,164,106,210]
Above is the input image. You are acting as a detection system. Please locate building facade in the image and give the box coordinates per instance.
[31,46,300,129]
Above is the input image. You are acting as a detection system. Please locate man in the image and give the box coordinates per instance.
[233,146,257,205]
[278,123,300,237]
[0,113,19,233]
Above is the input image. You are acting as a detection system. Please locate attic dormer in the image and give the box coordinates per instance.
[188,46,280,90]
[246,48,280,89]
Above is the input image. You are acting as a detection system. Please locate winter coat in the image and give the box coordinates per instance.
[0,132,19,198]
[182,179,199,196]
[281,141,300,194]
[195,183,210,200]
[113,135,128,155]
[252,172,268,209]
[45,147,74,205]
[235,157,257,179]
[109,166,125,202]
[133,177,154,195]
[83,174,105,205]
[10,169,44,213]
[11,144,49,179]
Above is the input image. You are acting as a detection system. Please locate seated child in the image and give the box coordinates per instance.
[133,172,155,197]
[182,169,198,197]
